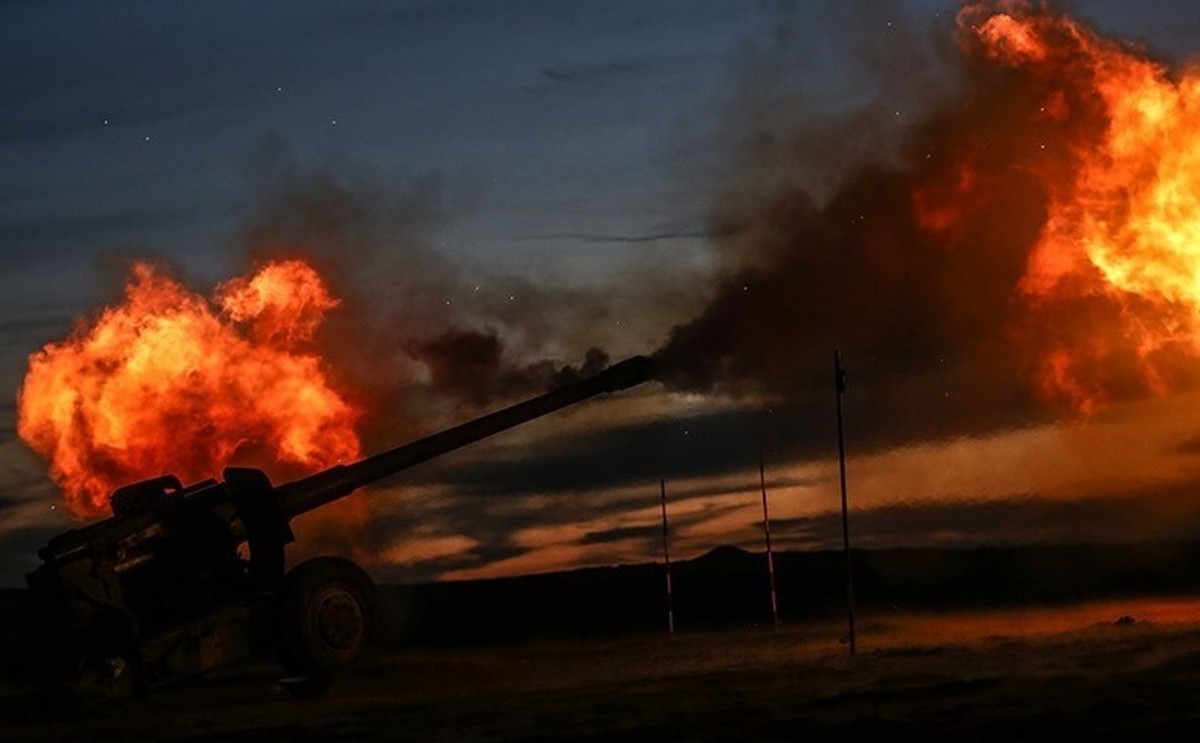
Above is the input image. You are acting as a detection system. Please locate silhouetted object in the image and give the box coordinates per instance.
[834,349,856,655]
[660,478,675,635]
[24,355,656,698]
[759,453,779,632]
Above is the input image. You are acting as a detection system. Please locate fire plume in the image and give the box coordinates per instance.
[959,2,1200,411]
[17,259,362,518]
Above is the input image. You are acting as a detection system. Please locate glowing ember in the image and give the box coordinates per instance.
[958,1,1200,412]
[17,259,361,518]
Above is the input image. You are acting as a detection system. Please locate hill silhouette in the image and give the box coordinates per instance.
[379,540,1200,645]
[5,539,1200,672]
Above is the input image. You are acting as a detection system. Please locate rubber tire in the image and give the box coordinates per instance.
[280,557,378,683]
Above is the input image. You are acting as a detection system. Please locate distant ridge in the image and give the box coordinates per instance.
[5,541,1200,660]
[380,540,1200,645]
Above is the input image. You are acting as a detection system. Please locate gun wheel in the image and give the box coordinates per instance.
[280,556,378,689]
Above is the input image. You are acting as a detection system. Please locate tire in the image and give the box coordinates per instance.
[280,557,378,682]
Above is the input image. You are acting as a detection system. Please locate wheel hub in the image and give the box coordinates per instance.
[312,587,364,652]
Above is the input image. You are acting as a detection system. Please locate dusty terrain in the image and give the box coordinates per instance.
[5,596,1200,740]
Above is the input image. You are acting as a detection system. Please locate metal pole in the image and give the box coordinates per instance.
[759,453,780,632]
[834,349,856,655]
[660,478,675,635]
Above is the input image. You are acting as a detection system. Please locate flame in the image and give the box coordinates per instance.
[17,259,362,518]
[912,161,980,237]
[953,2,1200,412]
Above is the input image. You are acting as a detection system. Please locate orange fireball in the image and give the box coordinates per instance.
[17,259,362,518]
[957,1,1200,412]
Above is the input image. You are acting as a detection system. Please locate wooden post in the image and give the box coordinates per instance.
[759,453,780,632]
[834,349,856,655]
[660,478,675,635]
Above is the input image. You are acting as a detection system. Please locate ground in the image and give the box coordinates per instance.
[5,596,1200,740]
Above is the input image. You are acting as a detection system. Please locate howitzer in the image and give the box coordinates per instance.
[24,355,655,697]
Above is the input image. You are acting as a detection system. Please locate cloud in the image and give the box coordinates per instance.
[774,486,1200,551]
[521,226,704,245]
[540,60,647,85]
[521,58,661,98]
[407,395,1047,503]
[581,523,662,546]
[1171,434,1200,457]
[384,541,532,584]
[0,494,24,516]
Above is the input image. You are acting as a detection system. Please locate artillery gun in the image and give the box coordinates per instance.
[23,355,655,697]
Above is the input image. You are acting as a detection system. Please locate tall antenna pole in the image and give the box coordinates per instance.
[659,478,675,635]
[834,349,856,655]
[759,453,780,632]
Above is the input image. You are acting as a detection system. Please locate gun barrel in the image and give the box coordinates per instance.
[275,355,655,518]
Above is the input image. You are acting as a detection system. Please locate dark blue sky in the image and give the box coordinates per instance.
[5,1,1193,325]
[3,1,1200,585]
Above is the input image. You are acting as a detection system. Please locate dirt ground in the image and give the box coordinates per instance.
[6,596,1200,740]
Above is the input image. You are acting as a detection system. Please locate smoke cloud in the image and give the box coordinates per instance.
[652,0,1199,438]
[233,137,635,440]
[230,1,1188,452]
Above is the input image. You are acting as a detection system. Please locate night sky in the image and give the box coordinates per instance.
[4,1,1200,587]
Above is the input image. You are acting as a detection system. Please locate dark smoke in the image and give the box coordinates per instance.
[413,328,610,406]
[234,136,633,434]
[651,1,1150,431]
[236,2,1161,444]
